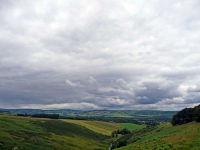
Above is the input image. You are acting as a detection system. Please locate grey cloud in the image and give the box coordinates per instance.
[0,0,200,110]
[135,81,182,104]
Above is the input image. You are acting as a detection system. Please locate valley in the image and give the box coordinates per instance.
[0,107,199,150]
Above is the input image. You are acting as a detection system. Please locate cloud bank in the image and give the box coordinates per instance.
[0,0,200,110]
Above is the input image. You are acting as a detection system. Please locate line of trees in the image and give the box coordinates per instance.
[17,113,59,119]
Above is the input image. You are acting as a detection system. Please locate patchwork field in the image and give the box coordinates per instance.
[0,115,110,150]
[115,122,200,150]
[64,119,122,135]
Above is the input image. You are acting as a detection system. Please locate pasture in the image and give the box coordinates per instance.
[120,123,146,131]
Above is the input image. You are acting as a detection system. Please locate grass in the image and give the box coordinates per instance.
[0,115,110,150]
[64,119,122,135]
[120,123,146,131]
[2,114,198,150]
[116,122,200,150]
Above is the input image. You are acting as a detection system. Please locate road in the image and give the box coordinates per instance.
[108,143,112,150]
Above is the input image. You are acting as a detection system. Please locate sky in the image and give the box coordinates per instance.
[0,0,200,110]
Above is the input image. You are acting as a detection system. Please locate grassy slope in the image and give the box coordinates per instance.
[0,115,109,150]
[64,119,122,135]
[120,123,146,131]
[116,122,200,150]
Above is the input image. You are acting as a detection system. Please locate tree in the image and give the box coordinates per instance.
[172,104,200,125]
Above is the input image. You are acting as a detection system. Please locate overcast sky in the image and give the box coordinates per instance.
[0,0,200,110]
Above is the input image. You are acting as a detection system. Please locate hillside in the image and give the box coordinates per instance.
[112,105,200,150]
[0,115,110,150]
[112,122,200,150]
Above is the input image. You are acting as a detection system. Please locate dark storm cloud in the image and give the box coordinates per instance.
[0,0,200,110]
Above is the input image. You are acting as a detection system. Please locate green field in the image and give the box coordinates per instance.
[120,123,146,131]
[115,122,200,150]
[64,119,122,135]
[0,115,110,150]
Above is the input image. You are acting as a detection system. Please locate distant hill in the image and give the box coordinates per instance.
[0,108,82,115]
[172,104,200,125]
[0,109,177,119]
[0,109,177,125]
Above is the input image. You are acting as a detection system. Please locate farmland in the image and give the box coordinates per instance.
[0,109,177,124]
[120,123,146,131]
[64,119,122,135]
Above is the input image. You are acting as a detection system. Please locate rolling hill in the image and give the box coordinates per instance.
[0,115,110,150]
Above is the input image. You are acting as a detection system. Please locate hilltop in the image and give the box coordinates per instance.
[172,104,200,125]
